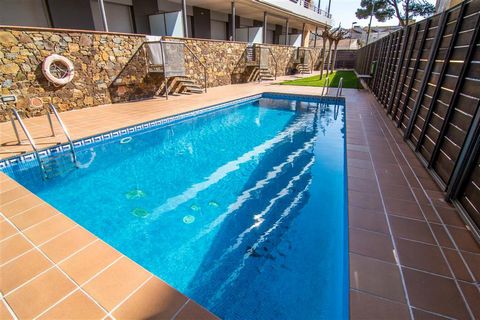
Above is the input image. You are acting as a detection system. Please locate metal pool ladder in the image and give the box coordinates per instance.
[46,103,78,167]
[336,77,344,99]
[9,108,48,179]
[321,76,329,96]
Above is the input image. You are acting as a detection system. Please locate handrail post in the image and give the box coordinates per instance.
[159,40,168,100]
[10,114,21,144]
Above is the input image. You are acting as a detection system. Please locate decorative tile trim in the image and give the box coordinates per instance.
[0,93,341,170]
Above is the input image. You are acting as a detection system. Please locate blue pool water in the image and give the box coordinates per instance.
[4,94,348,319]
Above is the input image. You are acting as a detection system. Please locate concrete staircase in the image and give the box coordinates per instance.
[177,77,204,94]
[296,63,311,74]
[258,68,275,81]
[162,76,204,96]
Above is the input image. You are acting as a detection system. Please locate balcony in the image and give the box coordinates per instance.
[254,0,332,26]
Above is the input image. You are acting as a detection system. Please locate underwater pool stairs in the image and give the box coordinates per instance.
[0,79,479,319]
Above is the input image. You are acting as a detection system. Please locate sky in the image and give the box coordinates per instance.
[328,0,437,28]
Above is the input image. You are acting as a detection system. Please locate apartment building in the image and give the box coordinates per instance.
[0,0,333,47]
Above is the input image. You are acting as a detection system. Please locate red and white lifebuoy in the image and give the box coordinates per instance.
[42,54,75,86]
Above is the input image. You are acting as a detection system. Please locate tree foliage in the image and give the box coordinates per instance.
[356,0,435,26]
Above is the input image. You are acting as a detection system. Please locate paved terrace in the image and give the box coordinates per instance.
[0,75,479,319]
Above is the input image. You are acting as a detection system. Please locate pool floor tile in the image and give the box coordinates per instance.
[36,290,107,319]
[4,267,77,319]
[82,257,151,311]
[0,249,52,294]
[112,277,188,319]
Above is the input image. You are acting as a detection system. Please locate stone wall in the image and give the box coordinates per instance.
[0,27,327,122]
[0,27,163,121]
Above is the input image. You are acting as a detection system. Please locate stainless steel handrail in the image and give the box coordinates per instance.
[321,76,329,96]
[337,77,344,98]
[47,103,78,166]
[9,108,47,179]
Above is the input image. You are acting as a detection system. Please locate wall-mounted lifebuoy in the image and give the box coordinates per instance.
[42,54,75,86]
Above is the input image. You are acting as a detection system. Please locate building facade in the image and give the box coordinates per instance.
[0,0,333,46]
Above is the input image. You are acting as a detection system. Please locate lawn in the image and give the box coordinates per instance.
[280,70,359,88]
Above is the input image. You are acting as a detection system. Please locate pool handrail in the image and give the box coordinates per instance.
[321,76,329,96]
[47,103,78,167]
[9,108,47,179]
[336,77,344,98]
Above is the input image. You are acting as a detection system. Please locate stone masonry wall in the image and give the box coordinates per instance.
[0,27,327,122]
[0,27,165,122]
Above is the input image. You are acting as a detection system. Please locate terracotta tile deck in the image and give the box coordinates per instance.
[0,75,479,319]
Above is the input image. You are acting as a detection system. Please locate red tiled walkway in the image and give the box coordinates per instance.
[347,90,480,319]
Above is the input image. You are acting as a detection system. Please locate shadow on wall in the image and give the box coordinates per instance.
[231,48,250,84]
[107,44,164,103]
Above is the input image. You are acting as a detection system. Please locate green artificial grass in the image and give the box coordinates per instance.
[280,70,359,89]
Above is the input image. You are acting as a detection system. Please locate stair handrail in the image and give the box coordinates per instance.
[266,47,278,80]
[255,44,278,80]
[144,40,208,94]
[47,103,78,166]
[183,43,208,93]
[9,108,47,179]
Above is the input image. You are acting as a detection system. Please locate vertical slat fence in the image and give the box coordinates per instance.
[354,0,480,238]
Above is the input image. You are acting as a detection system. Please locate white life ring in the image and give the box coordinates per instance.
[42,54,74,86]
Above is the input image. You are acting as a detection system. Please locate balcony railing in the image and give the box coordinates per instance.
[289,0,332,18]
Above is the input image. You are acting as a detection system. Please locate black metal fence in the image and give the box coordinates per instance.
[355,0,480,237]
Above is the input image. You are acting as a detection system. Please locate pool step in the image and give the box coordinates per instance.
[40,153,76,179]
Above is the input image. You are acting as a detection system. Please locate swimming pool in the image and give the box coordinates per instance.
[2,93,348,319]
